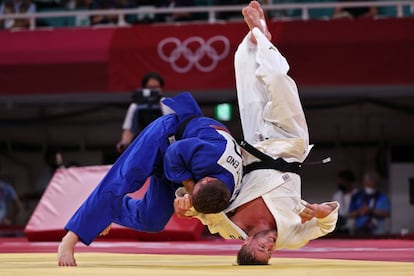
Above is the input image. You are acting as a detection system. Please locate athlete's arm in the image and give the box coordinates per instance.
[164,138,218,183]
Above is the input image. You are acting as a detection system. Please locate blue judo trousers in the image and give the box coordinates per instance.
[65,92,242,245]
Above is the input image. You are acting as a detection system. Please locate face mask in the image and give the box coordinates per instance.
[364,187,376,195]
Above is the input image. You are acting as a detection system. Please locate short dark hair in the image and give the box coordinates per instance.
[192,179,230,214]
[237,245,268,265]
[141,72,164,88]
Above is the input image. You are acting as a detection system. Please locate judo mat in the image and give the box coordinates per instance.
[1,237,413,276]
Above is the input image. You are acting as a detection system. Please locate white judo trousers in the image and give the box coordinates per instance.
[235,29,309,152]
[191,28,339,249]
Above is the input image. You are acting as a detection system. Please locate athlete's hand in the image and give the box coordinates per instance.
[99,225,111,236]
[182,179,195,195]
[116,141,129,153]
[174,195,192,218]
[299,203,335,224]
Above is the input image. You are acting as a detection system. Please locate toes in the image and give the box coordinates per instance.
[242,7,248,17]
[250,1,265,19]
[250,1,260,11]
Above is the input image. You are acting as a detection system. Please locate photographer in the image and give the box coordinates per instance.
[117,72,165,153]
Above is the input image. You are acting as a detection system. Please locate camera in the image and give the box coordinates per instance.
[130,88,163,133]
[132,88,162,105]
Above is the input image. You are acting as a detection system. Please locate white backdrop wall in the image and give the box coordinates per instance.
[389,163,414,234]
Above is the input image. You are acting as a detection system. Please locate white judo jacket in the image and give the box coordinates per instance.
[187,28,338,250]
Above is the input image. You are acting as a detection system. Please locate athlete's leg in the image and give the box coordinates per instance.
[235,4,268,144]
[58,116,177,266]
[253,27,308,145]
[64,115,177,245]
[113,175,177,232]
[237,2,309,148]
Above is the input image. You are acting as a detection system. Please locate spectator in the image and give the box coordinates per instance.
[348,171,391,235]
[0,179,22,226]
[116,71,166,153]
[0,0,36,30]
[333,0,377,19]
[331,169,357,234]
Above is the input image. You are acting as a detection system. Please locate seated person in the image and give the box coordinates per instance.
[348,171,391,235]
[0,179,22,225]
[0,0,36,29]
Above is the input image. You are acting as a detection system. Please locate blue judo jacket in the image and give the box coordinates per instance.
[65,92,242,245]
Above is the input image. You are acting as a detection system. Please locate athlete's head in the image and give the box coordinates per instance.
[192,177,230,214]
[237,229,277,265]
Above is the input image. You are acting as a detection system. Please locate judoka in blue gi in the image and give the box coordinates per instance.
[57,92,243,266]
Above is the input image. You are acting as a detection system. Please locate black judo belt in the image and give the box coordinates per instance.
[239,140,302,175]
[168,115,200,144]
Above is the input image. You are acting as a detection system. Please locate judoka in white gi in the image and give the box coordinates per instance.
[174,1,339,265]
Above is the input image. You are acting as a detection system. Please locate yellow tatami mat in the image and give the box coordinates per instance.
[0,253,413,276]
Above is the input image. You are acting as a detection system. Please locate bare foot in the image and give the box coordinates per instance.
[57,231,78,266]
[250,1,272,41]
[242,1,271,43]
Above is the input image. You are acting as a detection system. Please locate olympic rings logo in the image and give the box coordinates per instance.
[157,36,230,73]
